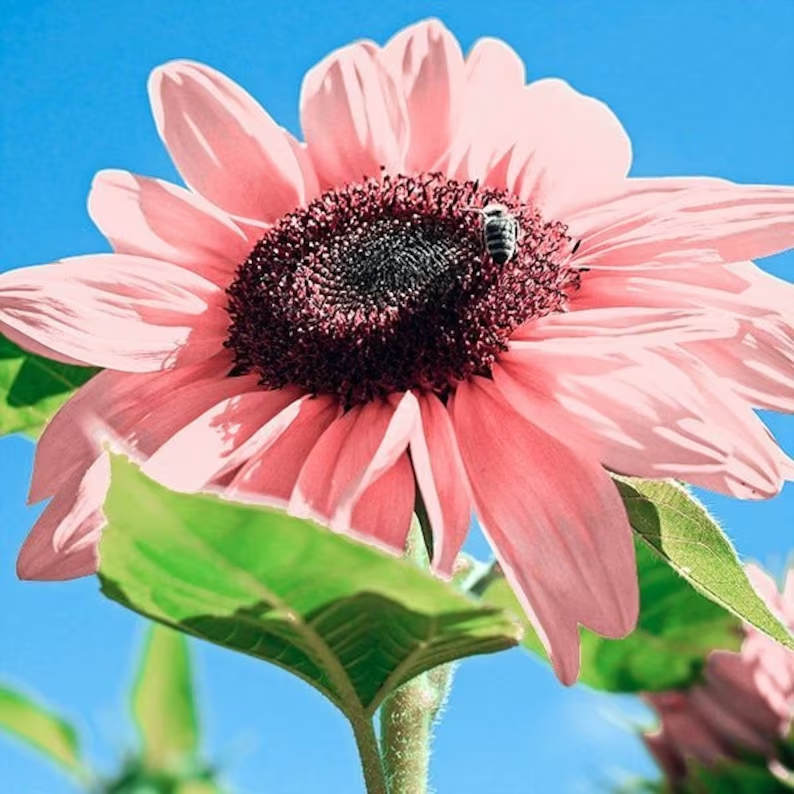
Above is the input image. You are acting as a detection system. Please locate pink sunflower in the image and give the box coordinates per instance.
[644,565,794,782]
[3,19,794,684]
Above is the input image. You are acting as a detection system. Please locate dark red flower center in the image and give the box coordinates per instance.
[225,172,579,406]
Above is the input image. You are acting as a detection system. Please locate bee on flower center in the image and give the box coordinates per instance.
[468,203,520,265]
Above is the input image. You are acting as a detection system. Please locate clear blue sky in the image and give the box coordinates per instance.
[1,1,792,792]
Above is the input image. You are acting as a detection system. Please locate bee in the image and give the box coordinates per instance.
[468,203,520,265]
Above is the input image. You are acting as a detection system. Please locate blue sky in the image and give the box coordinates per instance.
[1,1,793,791]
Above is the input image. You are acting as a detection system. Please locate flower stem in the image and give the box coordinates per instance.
[379,665,454,794]
[350,713,388,794]
[378,516,456,793]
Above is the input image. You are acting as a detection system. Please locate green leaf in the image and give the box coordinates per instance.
[479,537,742,692]
[98,456,520,721]
[685,760,793,793]
[131,624,200,773]
[612,763,792,794]
[0,685,86,777]
[616,477,794,651]
[479,477,793,691]
[103,757,222,794]
[0,333,98,439]
[177,782,224,794]
[581,541,742,691]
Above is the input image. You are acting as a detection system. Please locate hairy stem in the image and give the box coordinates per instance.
[350,713,388,794]
[377,515,456,793]
[379,664,454,794]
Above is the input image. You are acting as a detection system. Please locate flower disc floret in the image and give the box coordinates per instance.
[225,173,578,405]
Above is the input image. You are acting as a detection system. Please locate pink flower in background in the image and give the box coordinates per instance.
[2,18,794,684]
[644,565,794,782]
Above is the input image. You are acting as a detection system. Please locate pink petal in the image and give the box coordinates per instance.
[784,569,794,614]
[0,255,226,371]
[643,731,685,782]
[142,387,302,491]
[705,651,786,736]
[570,260,753,314]
[227,394,340,504]
[496,346,785,498]
[686,320,794,413]
[290,393,418,534]
[22,359,258,581]
[30,355,242,504]
[30,369,139,503]
[465,36,525,88]
[149,60,318,221]
[571,183,794,267]
[349,453,415,554]
[707,650,774,704]
[491,79,632,220]
[0,319,86,366]
[571,264,794,413]
[301,42,409,187]
[751,661,794,725]
[444,37,526,181]
[88,170,250,286]
[380,19,465,173]
[721,261,794,319]
[688,685,774,755]
[17,455,110,581]
[452,377,638,684]
[645,691,731,767]
[745,562,784,608]
[512,306,738,348]
[565,176,729,239]
[572,259,794,319]
[744,642,794,716]
[409,391,472,575]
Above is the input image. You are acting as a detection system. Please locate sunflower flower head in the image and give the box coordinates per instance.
[3,19,794,685]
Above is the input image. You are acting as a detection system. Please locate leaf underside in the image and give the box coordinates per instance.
[99,456,520,719]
